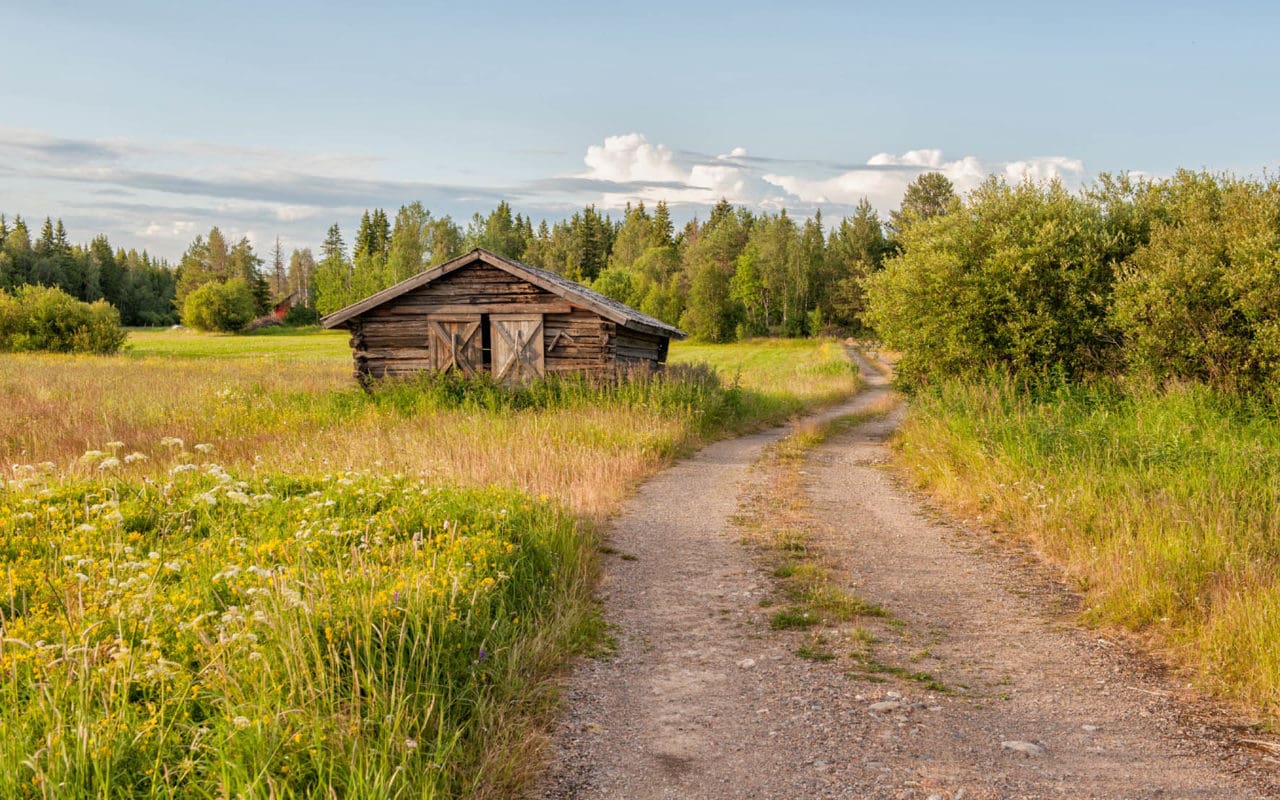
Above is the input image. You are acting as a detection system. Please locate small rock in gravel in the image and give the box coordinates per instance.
[738,658,756,669]
[1082,724,1101,732]
[868,701,904,713]
[1001,740,1045,756]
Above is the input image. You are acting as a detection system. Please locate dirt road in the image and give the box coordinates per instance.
[533,354,1277,799]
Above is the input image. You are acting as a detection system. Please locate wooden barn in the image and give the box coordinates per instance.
[320,248,686,384]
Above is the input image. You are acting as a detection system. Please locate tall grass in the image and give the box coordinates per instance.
[0,466,589,798]
[897,375,1280,714]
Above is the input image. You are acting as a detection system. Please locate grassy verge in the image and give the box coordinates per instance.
[896,376,1280,716]
[1,333,858,798]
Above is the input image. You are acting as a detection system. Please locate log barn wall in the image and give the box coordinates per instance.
[323,249,684,384]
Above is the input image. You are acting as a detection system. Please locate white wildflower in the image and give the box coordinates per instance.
[170,464,198,475]
[80,450,105,462]
[232,716,251,730]
[105,441,125,451]
[159,437,184,449]
[98,457,121,471]
[123,452,148,464]
[194,443,214,454]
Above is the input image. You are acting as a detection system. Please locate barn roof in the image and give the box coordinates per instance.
[320,248,686,339]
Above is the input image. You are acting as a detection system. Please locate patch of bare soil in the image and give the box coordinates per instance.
[532,354,1279,799]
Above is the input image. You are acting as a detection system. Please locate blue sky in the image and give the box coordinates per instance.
[2,0,1278,259]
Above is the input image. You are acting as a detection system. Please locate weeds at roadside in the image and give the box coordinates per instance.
[736,405,915,665]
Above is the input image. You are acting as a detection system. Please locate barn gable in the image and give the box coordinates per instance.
[320,249,685,383]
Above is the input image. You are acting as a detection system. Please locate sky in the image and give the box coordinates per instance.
[2,0,1278,261]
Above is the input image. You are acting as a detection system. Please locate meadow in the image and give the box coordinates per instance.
[0,328,858,798]
[896,376,1280,717]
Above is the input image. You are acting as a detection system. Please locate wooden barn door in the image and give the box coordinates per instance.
[428,315,483,376]
[491,314,545,384]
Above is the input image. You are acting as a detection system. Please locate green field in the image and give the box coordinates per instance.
[0,330,857,798]
[124,327,351,361]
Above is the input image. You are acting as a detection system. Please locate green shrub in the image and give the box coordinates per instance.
[182,278,257,332]
[1111,170,1280,392]
[864,178,1116,389]
[282,303,321,326]
[0,285,126,354]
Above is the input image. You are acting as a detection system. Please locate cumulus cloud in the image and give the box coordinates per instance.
[576,133,754,208]
[1003,156,1086,183]
[763,149,1085,211]
[582,133,687,184]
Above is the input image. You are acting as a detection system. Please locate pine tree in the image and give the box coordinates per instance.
[354,211,374,259]
[372,208,391,258]
[54,219,70,253]
[36,217,56,255]
[92,235,124,309]
[653,201,674,246]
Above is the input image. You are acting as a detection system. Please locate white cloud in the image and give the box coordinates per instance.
[141,219,198,244]
[582,133,686,184]
[1003,156,1086,183]
[578,133,753,208]
[763,149,1085,212]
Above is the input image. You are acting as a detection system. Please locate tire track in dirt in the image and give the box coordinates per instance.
[533,352,1277,799]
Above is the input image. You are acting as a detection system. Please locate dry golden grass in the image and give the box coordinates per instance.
[2,332,859,524]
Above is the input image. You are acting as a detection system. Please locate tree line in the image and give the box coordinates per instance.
[0,215,177,326]
[306,187,960,341]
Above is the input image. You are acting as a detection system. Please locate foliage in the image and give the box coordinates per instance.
[865,178,1117,388]
[1111,170,1280,393]
[827,199,890,329]
[309,196,882,341]
[0,214,176,326]
[0,284,126,354]
[898,374,1280,715]
[181,279,257,332]
[283,303,321,326]
[175,228,269,315]
[888,171,957,237]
